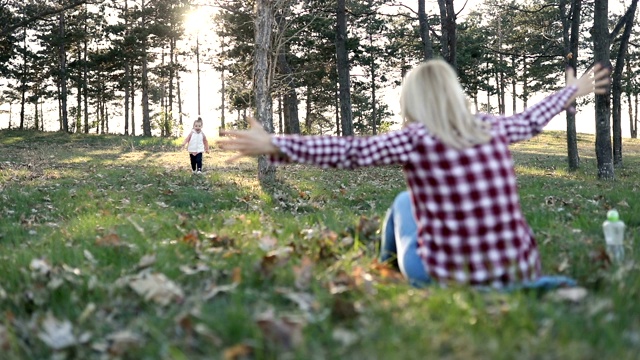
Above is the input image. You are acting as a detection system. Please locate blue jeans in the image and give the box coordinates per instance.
[379,191,576,290]
[380,191,431,286]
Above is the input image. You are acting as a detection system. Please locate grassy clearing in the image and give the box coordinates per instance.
[1,129,639,359]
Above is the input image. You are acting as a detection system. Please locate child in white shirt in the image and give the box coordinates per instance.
[181,117,210,174]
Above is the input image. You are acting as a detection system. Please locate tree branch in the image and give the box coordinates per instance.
[1,0,98,37]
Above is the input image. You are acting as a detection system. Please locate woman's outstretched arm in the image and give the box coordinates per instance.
[492,63,610,144]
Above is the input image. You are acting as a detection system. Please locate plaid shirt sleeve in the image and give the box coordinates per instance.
[491,86,577,144]
[269,127,416,169]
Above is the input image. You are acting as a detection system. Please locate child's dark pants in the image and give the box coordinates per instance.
[189,153,203,171]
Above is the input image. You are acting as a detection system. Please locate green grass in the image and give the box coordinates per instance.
[1,129,640,359]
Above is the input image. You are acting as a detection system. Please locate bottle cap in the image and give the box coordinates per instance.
[607,209,620,221]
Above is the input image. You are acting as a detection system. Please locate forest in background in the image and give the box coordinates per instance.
[0,0,637,178]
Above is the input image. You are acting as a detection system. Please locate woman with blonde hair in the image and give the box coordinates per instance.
[219,59,610,289]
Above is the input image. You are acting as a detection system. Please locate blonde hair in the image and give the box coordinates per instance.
[400,60,491,149]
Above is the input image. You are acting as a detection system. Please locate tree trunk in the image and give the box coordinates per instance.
[279,94,284,135]
[141,0,151,136]
[254,0,276,183]
[593,0,614,179]
[124,0,130,135]
[219,39,225,131]
[131,64,136,136]
[305,86,311,134]
[169,36,175,133]
[59,13,69,133]
[335,83,341,136]
[417,0,433,60]
[561,0,581,170]
[76,47,82,133]
[336,0,353,136]
[511,55,516,114]
[437,0,456,69]
[368,15,377,135]
[19,26,26,130]
[612,0,637,167]
[276,13,300,135]
[83,5,89,134]
[626,54,634,138]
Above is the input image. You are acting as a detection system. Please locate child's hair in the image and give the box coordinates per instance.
[193,117,203,126]
[400,59,492,149]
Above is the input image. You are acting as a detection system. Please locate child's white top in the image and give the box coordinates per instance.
[187,131,207,154]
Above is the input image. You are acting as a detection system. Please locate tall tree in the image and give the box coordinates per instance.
[560,0,582,170]
[254,0,276,182]
[417,0,433,60]
[611,0,638,166]
[436,0,456,69]
[336,0,353,136]
[593,0,613,179]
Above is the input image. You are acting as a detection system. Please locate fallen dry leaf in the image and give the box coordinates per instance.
[128,271,184,306]
[332,327,359,347]
[203,283,238,301]
[258,236,278,251]
[179,263,210,275]
[106,330,143,356]
[255,309,305,351]
[29,258,51,276]
[95,233,122,247]
[83,250,97,265]
[276,288,319,317]
[38,313,76,350]
[293,257,314,290]
[137,254,157,269]
[223,343,253,360]
[0,324,9,351]
[548,287,588,302]
[181,229,200,246]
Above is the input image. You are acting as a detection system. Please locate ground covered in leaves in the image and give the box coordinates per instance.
[1,130,640,359]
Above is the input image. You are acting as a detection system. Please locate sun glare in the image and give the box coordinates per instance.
[184,8,211,34]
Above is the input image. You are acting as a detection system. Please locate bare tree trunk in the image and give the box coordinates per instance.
[561,0,582,170]
[511,55,516,114]
[626,54,634,138]
[276,13,300,135]
[131,64,136,136]
[612,0,637,167]
[522,55,528,108]
[418,0,433,60]
[59,13,69,133]
[336,0,353,136]
[20,26,26,130]
[279,93,284,135]
[83,6,89,134]
[305,86,311,133]
[437,0,456,69]
[169,36,175,129]
[141,0,151,136]
[593,0,614,179]
[219,39,225,132]
[77,47,82,133]
[124,0,130,135]
[368,9,377,135]
[335,83,341,136]
[254,0,276,183]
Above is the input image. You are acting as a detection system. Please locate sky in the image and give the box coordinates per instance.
[0,0,635,137]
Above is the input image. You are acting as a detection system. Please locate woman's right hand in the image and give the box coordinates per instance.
[218,117,279,163]
[564,63,611,108]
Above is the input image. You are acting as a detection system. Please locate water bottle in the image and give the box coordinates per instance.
[602,209,625,263]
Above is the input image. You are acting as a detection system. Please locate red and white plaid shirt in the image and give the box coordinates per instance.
[270,86,576,287]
